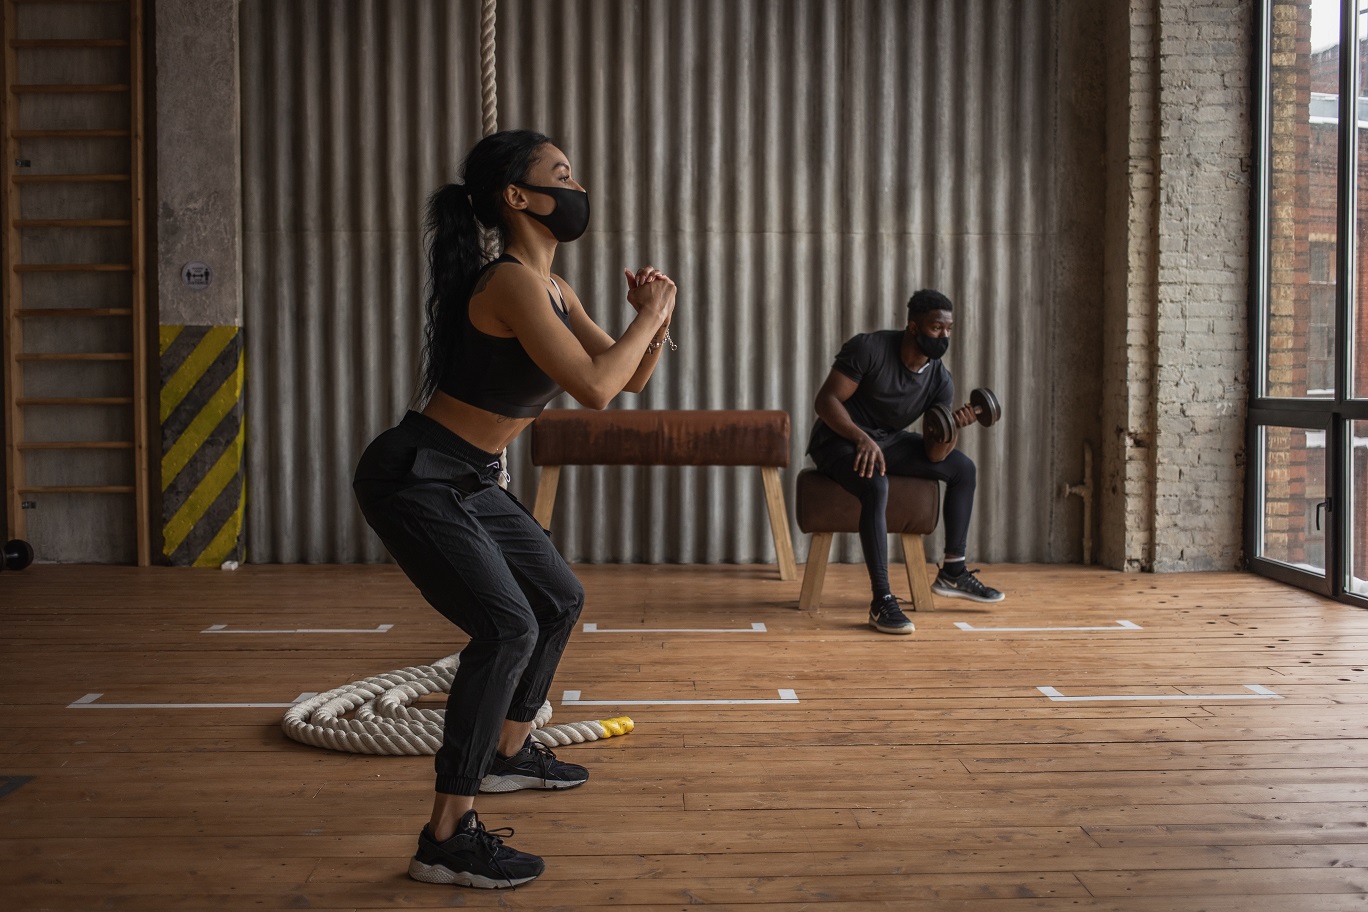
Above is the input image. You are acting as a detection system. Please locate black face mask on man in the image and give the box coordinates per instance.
[515,182,590,242]
[915,332,950,360]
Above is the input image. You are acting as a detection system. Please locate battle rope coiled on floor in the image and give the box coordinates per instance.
[281,655,632,755]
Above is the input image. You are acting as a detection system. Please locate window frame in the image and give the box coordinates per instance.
[1251,0,1368,609]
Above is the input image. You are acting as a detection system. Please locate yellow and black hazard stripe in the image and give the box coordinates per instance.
[159,325,245,566]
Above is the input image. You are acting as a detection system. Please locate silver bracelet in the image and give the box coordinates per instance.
[647,329,678,354]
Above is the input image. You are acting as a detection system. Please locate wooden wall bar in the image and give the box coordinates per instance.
[1,563,1366,909]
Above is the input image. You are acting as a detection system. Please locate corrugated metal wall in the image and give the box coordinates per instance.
[241,0,1097,565]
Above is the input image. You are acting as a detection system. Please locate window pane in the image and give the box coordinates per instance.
[1260,425,1328,573]
[1266,0,1340,398]
[1351,420,1368,595]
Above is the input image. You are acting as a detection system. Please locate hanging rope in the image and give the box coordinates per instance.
[477,0,508,484]
[281,655,633,755]
[480,0,498,136]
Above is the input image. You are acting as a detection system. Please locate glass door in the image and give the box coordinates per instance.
[1249,415,1333,594]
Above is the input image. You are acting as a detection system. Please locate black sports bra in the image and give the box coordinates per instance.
[437,254,570,419]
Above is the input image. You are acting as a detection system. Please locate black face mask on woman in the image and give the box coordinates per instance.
[916,333,950,360]
[515,182,590,242]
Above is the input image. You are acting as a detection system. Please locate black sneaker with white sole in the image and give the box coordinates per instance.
[480,738,589,793]
[408,810,544,889]
[868,593,915,634]
[931,567,1005,602]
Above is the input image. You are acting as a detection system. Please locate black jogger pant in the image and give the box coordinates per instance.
[353,411,584,796]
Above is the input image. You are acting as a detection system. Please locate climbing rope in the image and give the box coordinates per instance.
[480,0,498,136]
[281,655,633,755]
[476,0,508,482]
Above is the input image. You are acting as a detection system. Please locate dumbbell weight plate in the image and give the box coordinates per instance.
[970,388,1002,427]
[2,538,34,572]
[922,402,956,445]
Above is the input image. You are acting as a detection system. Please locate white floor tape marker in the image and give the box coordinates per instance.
[69,692,318,709]
[202,624,394,634]
[1037,684,1281,702]
[562,688,799,706]
[956,620,1142,631]
[582,622,767,633]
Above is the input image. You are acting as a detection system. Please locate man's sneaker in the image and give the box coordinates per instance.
[480,738,589,793]
[868,594,915,635]
[932,567,1005,603]
[408,810,544,888]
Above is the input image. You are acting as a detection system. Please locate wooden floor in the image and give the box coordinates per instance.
[2,562,1367,911]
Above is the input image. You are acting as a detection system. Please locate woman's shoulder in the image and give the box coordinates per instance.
[471,256,544,304]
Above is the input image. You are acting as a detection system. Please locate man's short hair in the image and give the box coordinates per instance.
[907,289,954,323]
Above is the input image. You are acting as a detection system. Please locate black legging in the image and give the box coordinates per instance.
[813,430,976,598]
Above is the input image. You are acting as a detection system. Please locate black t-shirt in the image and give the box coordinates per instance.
[807,330,954,456]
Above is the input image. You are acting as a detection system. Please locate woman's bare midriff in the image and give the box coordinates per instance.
[421,390,536,455]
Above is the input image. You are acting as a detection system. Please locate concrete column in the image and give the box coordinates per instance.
[154,0,246,565]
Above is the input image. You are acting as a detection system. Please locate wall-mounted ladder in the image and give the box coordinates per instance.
[1,0,148,564]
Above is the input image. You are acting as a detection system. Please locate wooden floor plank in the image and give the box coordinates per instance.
[1075,867,1368,897]
[5,838,1359,879]
[1,562,1366,910]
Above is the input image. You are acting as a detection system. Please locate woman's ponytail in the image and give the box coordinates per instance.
[419,183,483,405]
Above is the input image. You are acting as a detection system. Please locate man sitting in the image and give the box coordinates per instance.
[807,289,1005,635]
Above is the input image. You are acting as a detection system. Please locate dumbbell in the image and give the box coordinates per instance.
[923,388,1002,446]
[1,539,33,572]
